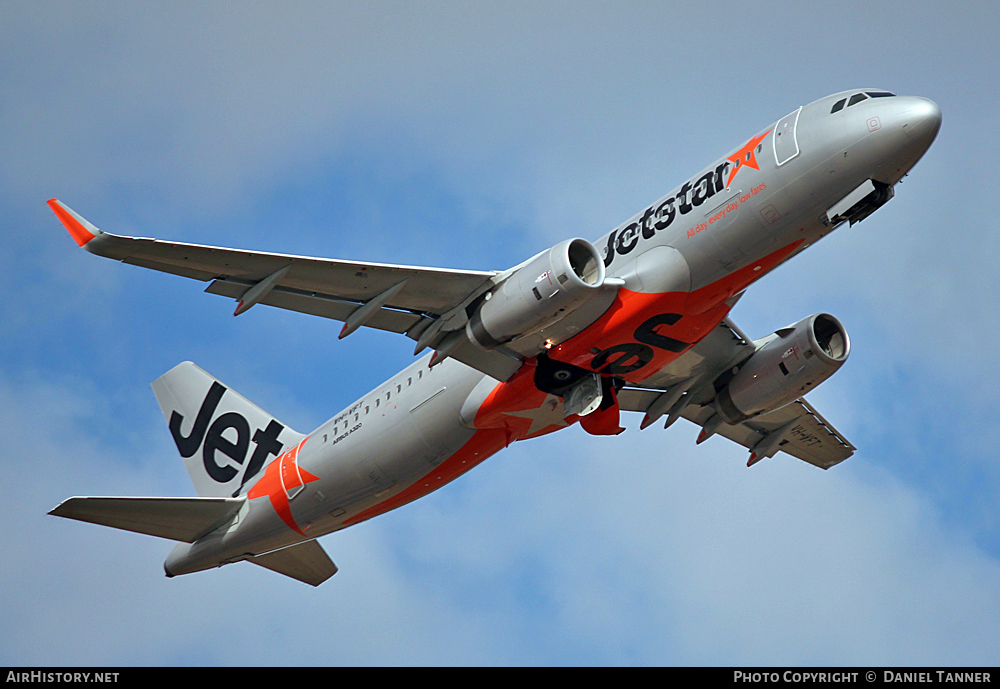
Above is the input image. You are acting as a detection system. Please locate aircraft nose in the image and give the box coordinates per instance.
[900,97,942,148]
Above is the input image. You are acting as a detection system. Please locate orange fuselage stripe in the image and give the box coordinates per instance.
[343,428,509,526]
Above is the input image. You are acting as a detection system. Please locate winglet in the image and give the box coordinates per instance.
[47,199,101,247]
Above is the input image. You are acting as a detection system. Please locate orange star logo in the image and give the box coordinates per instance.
[247,439,319,535]
[725,130,771,188]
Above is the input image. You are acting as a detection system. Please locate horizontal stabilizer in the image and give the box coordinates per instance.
[49,496,243,542]
[249,539,338,586]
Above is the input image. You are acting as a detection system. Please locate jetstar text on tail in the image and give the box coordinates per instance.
[169,382,285,490]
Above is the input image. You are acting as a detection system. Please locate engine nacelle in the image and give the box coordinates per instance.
[715,313,850,424]
[467,238,606,348]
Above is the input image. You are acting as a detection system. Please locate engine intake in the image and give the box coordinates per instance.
[467,238,606,348]
[715,313,849,424]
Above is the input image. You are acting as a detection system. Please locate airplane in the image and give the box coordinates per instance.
[48,89,941,586]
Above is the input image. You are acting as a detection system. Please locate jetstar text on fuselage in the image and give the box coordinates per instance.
[602,130,772,267]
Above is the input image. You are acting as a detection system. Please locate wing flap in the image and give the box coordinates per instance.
[746,399,856,468]
[445,339,523,382]
[206,278,425,334]
[48,496,243,542]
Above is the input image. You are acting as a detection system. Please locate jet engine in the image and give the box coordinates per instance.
[714,313,849,424]
[466,238,606,348]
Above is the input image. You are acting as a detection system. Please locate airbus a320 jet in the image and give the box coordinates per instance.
[49,89,941,586]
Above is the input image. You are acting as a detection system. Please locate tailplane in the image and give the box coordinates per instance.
[48,496,242,542]
[249,540,338,586]
[151,362,305,498]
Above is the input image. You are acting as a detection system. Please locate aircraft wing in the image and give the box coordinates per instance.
[49,200,524,381]
[618,318,855,469]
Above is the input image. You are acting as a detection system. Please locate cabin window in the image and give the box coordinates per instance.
[365,405,369,414]
[847,93,867,107]
[397,384,401,393]
[408,377,412,386]
[831,98,846,113]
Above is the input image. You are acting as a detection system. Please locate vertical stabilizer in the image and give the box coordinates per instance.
[152,362,305,498]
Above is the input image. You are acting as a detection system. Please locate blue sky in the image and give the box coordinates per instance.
[2,1,999,666]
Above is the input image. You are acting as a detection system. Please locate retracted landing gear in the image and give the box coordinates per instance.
[533,354,625,435]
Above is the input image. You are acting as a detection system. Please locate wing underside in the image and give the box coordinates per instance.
[619,318,855,469]
[49,199,523,381]
[617,388,854,468]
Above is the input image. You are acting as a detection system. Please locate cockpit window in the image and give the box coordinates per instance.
[866,91,896,98]
[847,93,868,107]
[831,98,846,113]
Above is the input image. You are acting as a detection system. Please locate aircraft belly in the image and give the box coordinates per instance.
[286,358,487,533]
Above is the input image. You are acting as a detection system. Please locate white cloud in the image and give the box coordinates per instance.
[384,428,1000,665]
